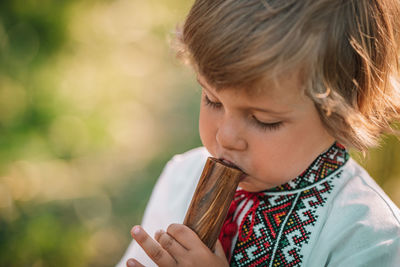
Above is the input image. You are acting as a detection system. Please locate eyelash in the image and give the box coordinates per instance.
[250,117,282,131]
[203,94,222,109]
[203,94,283,131]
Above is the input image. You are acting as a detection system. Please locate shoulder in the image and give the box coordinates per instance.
[150,147,211,212]
[167,147,210,169]
[333,158,400,225]
[161,147,210,183]
[143,146,210,212]
[317,158,400,266]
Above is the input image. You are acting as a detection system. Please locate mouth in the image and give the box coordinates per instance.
[219,158,248,181]
[220,158,238,168]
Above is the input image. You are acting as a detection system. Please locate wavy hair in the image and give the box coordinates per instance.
[175,0,400,151]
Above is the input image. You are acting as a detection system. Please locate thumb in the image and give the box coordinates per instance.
[214,240,227,259]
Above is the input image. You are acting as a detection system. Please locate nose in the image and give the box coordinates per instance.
[215,116,247,151]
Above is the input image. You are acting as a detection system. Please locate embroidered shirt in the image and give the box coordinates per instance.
[117,145,400,267]
[221,142,348,266]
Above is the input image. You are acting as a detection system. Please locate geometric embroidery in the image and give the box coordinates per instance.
[229,142,348,267]
[231,193,297,266]
[270,178,340,267]
[266,142,348,193]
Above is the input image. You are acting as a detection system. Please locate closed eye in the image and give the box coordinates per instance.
[203,94,222,109]
[202,90,283,132]
[251,116,283,131]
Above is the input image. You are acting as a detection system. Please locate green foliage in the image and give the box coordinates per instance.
[0,202,89,267]
[0,0,198,265]
[0,0,73,71]
[0,0,76,169]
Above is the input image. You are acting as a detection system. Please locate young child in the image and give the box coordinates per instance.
[117,0,400,266]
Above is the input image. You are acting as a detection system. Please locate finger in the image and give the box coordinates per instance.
[158,230,188,260]
[131,226,176,266]
[167,224,207,251]
[154,229,164,242]
[214,240,227,259]
[126,258,145,267]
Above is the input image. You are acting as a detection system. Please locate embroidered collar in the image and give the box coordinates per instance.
[264,141,349,193]
[219,141,349,263]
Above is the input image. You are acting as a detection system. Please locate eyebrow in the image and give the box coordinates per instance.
[196,77,209,90]
[196,77,222,102]
[196,77,292,115]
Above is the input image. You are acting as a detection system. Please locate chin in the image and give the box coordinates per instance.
[238,179,272,193]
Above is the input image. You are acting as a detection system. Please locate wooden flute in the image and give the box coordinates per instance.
[183,157,244,250]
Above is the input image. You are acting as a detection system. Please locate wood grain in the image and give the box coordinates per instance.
[183,157,244,250]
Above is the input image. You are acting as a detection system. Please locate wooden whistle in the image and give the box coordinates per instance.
[183,157,244,250]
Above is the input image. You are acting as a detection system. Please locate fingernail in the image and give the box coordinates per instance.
[132,226,141,236]
[127,259,136,267]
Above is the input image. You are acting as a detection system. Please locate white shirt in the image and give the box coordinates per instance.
[117,147,400,267]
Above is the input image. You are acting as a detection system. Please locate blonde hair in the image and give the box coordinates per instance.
[175,0,400,151]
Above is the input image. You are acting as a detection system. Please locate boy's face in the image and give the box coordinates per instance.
[198,73,335,192]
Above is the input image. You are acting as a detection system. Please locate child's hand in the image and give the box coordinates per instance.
[126,224,229,267]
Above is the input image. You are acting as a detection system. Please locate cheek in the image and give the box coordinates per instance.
[199,107,217,153]
[247,129,300,175]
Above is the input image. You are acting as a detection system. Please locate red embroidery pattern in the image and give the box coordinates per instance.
[232,193,298,266]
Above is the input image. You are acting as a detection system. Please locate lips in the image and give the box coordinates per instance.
[220,159,238,168]
[220,158,248,181]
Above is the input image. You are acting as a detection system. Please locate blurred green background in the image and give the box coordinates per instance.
[0,0,399,266]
